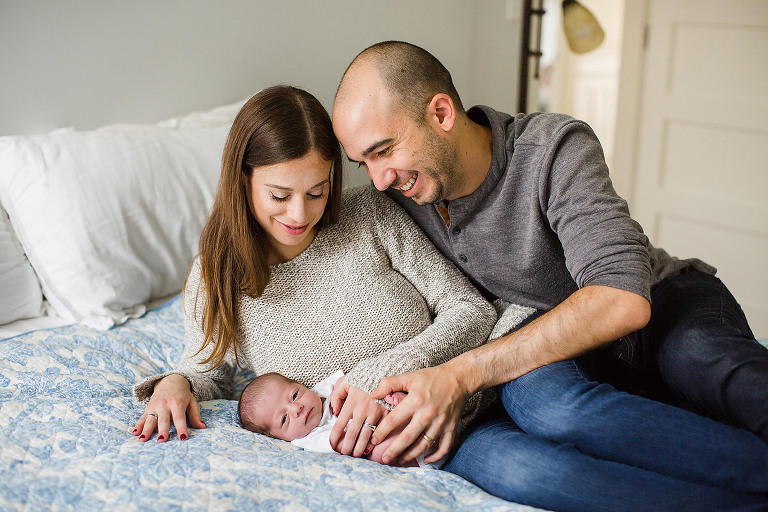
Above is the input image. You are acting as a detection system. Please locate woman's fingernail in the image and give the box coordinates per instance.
[139,435,146,441]
[158,435,165,442]
[180,433,187,441]
[132,428,137,434]
[364,447,372,456]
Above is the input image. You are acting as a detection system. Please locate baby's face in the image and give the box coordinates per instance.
[256,377,323,441]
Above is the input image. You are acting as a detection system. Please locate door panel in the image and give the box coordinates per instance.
[632,0,768,336]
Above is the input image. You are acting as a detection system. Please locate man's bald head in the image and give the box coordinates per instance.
[336,41,464,124]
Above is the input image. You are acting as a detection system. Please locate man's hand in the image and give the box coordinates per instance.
[328,380,387,458]
[368,363,470,465]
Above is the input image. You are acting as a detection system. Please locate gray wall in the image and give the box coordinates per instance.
[1,0,522,187]
[1,1,521,133]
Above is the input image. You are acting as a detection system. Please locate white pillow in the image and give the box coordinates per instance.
[156,99,246,129]
[0,124,228,329]
[0,205,43,325]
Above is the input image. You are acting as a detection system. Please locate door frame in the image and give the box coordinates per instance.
[612,0,648,207]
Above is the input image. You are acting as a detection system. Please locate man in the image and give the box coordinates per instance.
[329,41,768,511]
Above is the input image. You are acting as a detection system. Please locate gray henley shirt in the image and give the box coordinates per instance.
[386,106,714,311]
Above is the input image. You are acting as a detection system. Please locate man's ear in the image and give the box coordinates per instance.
[427,93,456,132]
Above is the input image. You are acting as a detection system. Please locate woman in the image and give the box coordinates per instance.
[132,85,501,459]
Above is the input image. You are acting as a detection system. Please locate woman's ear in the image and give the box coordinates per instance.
[427,93,456,132]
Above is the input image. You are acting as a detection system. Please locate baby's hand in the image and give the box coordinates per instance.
[383,391,407,407]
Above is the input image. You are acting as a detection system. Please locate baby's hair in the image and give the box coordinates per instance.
[238,372,296,437]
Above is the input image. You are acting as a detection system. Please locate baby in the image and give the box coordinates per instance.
[237,370,433,467]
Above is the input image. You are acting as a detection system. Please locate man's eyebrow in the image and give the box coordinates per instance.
[264,179,330,192]
[361,138,396,159]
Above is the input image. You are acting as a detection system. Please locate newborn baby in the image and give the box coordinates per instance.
[238,370,434,467]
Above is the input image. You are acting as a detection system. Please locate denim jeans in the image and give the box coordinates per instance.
[444,271,768,511]
[599,270,768,441]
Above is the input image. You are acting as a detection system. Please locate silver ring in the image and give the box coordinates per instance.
[363,421,376,432]
[146,413,158,420]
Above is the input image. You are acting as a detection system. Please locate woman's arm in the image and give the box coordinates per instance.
[343,189,496,392]
[345,190,496,392]
[330,189,497,456]
[132,258,237,442]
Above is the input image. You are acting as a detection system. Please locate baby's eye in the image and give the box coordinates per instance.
[292,391,298,400]
[270,193,289,202]
[281,414,287,426]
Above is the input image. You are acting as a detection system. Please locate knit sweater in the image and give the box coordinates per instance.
[134,187,519,423]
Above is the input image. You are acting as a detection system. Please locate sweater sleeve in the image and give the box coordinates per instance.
[541,120,652,301]
[133,257,237,403]
[344,190,497,393]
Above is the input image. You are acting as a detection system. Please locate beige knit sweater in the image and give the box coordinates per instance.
[135,187,532,422]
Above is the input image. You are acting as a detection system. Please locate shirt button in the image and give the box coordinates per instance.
[459,254,468,263]
[453,226,461,236]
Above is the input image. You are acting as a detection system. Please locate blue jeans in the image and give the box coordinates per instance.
[444,272,768,511]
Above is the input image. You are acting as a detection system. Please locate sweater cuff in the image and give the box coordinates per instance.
[132,371,198,406]
[489,300,536,340]
[344,355,422,397]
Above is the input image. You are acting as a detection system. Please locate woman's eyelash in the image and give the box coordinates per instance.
[270,192,324,202]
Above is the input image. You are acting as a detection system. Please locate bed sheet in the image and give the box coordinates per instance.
[0,314,72,341]
[0,295,538,512]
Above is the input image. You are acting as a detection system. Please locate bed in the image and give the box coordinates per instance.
[0,102,538,511]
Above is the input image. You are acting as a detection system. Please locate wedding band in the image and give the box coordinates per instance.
[363,422,376,432]
[146,413,158,420]
[422,433,435,445]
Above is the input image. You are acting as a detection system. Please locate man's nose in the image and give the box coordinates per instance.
[368,164,396,191]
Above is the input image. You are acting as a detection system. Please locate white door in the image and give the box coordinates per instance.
[628,0,768,337]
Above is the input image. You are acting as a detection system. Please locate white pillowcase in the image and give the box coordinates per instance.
[0,124,229,329]
[157,99,246,129]
[0,206,43,325]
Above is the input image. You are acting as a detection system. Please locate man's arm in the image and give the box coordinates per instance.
[369,284,651,465]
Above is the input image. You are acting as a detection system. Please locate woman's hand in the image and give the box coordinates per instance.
[328,379,388,458]
[132,374,206,443]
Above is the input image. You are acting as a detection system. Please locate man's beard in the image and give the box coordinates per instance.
[415,127,461,205]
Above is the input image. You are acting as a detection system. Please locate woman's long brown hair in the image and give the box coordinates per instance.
[193,85,343,369]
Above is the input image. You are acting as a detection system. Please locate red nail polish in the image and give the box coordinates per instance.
[132,428,137,434]
[180,433,187,441]
[139,435,146,440]
[158,435,165,442]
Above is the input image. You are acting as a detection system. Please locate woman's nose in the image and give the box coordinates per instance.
[287,198,307,223]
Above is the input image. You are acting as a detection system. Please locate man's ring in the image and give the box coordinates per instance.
[146,413,158,420]
[363,422,376,432]
[422,433,435,445]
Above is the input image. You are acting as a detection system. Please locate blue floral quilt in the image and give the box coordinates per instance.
[0,296,537,512]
